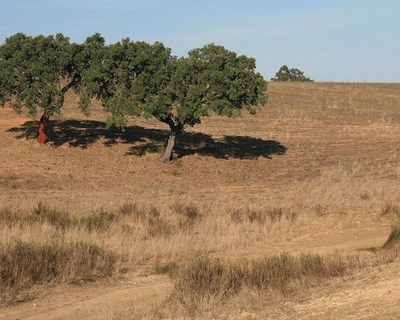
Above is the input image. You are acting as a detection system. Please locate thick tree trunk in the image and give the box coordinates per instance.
[37,113,49,144]
[162,132,176,163]
[157,115,184,163]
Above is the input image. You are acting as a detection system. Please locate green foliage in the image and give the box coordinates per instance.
[93,42,267,132]
[81,38,172,127]
[102,42,267,161]
[272,65,313,82]
[1,33,267,160]
[135,44,268,132]
[0,33,87,117]
[71,33,106,116]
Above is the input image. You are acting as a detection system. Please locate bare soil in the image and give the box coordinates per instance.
[1,82,400,319]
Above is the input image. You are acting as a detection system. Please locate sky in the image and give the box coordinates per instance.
[1,0,399,82]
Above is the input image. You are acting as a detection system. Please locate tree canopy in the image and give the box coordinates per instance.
[0,33,82,117]
[81,37,172,128]
[271,65,313,82]
[106,43,267,162]
[0,33,105,142]
[0,33,267,161]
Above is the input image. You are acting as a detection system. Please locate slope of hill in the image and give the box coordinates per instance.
[1,82,400,319]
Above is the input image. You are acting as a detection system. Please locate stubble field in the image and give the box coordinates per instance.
[1,82,400,319]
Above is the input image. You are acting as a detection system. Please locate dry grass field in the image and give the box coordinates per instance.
[1,82,400,319]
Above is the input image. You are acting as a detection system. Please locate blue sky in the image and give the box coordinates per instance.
[1,0,399,82]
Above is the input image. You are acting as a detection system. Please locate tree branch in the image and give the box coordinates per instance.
[60,76,80,95]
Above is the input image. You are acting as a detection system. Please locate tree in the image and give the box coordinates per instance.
[272,65,313,82]
[0,33,100,143]
[108,43,267,162]
[80,37,172,128]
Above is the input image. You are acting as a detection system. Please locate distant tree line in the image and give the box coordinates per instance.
[0,33,267,162]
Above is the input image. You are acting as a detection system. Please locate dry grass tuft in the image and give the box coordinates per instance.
[171,201,201,230]
[146,209,172,238]
[78,208,116,232]
[170,252,361,312]
[154,261,178,275]
[0,241,119,304]
[0,202,72,230]
[230,207,297,224]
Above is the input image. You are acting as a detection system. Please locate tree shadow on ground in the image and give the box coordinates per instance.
[7,120,287,160]
[7,120,146,148]
[130,134,287,160]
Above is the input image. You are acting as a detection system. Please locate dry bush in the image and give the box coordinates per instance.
[31,202,74,230]
[154,261,178,275]
[230,207,297,224]
[170,252,360,312]
[116,204,172,238]
[0,207,16,225]
[78,208,116,232]
[0,202,73,230]
[146,211,172,238]
[118,202,139,216]
[0,195,396,310]
[171,201,201,230]
[0,241,119,304]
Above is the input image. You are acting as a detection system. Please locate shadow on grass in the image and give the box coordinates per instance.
[7,120,287,160]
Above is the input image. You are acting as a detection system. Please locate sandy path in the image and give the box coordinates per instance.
[0,275,172,320]
[282,261,400,320]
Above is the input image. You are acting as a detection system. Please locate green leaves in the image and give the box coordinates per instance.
[168,44,267,124]
[0,33,267,139]
[0,33,84,117]
[272,65,313,82]
[89,41,267,133]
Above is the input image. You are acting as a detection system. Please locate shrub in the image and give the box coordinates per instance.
[79,208,115,232]
[171,252,358,310]
[0,241,119,303]
[172,202,201,230]
[146,215,172,238]
[154,262,178,275]
[30,202,73,230]
[118,202,139,217]
[230,207,297,225]
[0,203,73,230]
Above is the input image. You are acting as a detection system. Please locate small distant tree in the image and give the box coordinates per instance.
[0,33,101,144]
[107,43,267,163]
[272,65,313,82]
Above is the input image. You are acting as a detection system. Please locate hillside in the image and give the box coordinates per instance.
[1,82,400,319]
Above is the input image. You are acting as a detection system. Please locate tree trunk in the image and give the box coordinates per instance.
[162,132,176,163]
[37,113,49,144]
